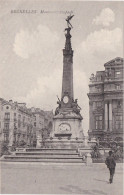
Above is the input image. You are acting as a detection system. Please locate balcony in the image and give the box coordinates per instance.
[4,118,10,121]
[104,76,123,82]
[3,128,9,133]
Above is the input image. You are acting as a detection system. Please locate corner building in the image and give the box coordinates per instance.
[88,57,123,142]
[0,99,35,146]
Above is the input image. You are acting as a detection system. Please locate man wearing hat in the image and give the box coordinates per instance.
[105,151,116,184]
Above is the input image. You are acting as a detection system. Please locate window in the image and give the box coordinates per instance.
[96,76,101,81]
[96,101,102,107]
[116,85,121,90]
[14,123,17,129]
[93,102,96,110]
[23,116,25,127]
[4,134,9,142]
[14,113,16,121]
[14,113,16,118]
[95,116,102,130]
[34,122,36,127]
[95,86,101,92]
[18,121,21,128]
[18,114,21,119]
[4,123,9,130]
[93,101,102,109]
[115,71,121,78]
[115,115,123,129]
[5,112,10,119]
[117,100,122,108]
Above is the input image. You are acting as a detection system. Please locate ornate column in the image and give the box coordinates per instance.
[105,102,108,130]
[89,101,93,130]
[109,101,112,131]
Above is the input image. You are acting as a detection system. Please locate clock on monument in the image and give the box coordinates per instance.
[63,96,69,104]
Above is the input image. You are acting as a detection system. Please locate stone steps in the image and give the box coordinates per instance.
[1,148,84,163]
[1,159,83,163]
[2,158,83,163]
[4,155,82,160]
[15,153,79,157]
[25,148,77,153]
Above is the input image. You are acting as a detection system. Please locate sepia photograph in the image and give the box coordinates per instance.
[0,0,123,194]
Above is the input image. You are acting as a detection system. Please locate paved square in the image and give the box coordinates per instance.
[0,162,123,194]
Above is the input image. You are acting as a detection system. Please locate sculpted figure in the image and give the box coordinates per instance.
[72,99,81,115]
[89,73,95,81]
[55,96,61,115]
[65,15,74,29]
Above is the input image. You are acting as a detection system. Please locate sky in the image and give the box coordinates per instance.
[0,0,123,135]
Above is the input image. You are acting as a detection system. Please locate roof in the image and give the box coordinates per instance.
[104,57,123,67]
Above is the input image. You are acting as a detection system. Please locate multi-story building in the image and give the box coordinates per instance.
[0,99,54,147]
[31,108,53,138]
[88,57,123,143]
[31,107,45,137]
[0,99,35,146]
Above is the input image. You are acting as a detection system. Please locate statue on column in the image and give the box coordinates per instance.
[65,15,74,29]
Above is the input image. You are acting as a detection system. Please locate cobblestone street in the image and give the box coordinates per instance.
[0,162,123,195]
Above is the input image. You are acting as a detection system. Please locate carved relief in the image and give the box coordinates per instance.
[58,123,71,133]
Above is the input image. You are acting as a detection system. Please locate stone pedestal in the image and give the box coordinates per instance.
[48,109,84,149]
[52,111,83,138]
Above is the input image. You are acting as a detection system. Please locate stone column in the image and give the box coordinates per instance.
[109,101,112,131]
[8,112,14,147]
[89,101,93,131]
[105,103,108,130]
[36,135,41,148]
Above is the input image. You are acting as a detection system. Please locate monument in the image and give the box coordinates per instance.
[35,15,85,148]
[48,15,84,148]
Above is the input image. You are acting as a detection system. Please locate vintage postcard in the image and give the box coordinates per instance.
[0,0,123,194]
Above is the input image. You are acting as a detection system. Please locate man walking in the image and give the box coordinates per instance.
[105,151,116,184]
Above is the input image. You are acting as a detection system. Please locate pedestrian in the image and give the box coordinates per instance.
[105,151,116,184]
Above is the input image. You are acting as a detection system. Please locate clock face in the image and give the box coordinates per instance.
[63,96,69,104]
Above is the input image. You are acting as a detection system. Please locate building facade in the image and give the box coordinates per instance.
[0,99,35,146]
[88,57,123,143]
[0,99,53,147]
[31,108,53,139]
